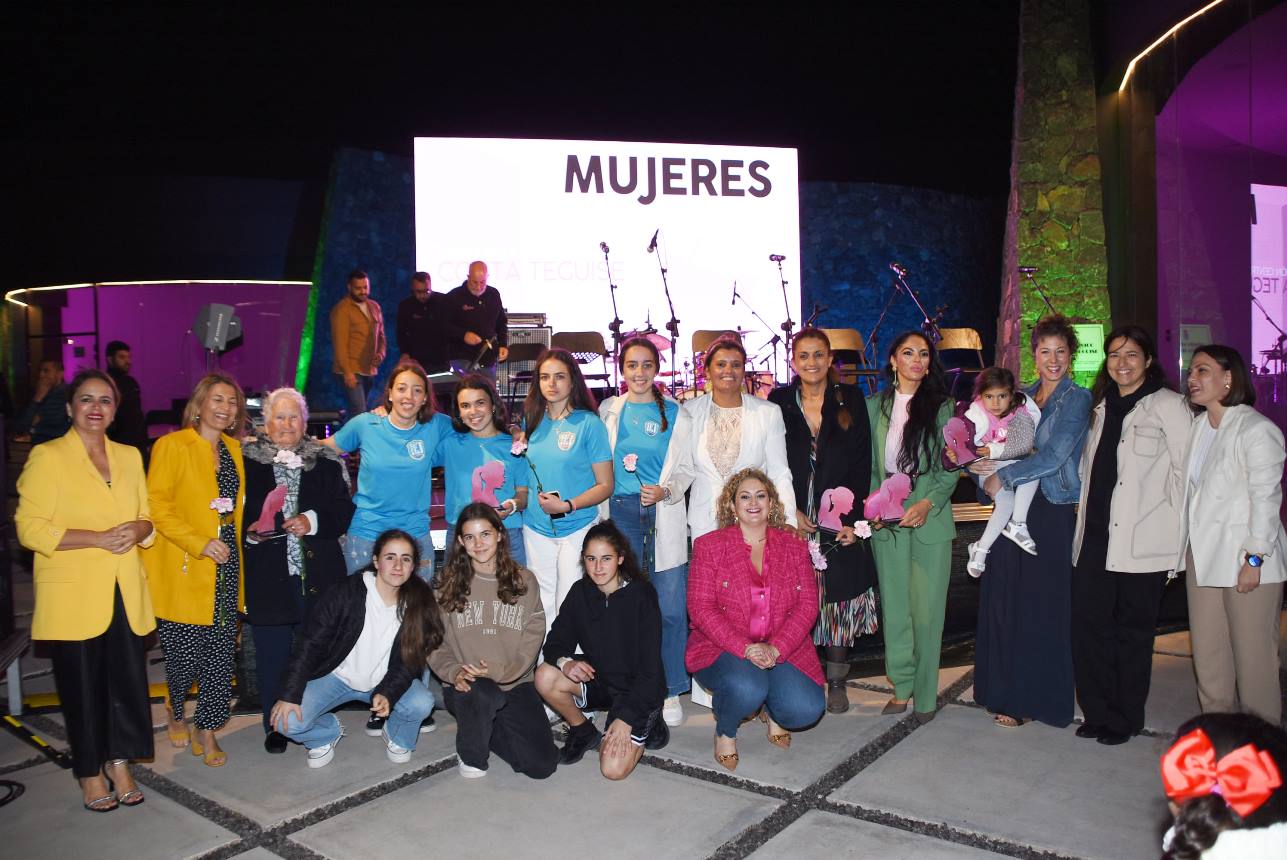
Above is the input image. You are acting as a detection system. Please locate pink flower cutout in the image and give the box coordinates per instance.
[210,497,234,514]
[511,440,528,456]
[808,540,828,570]
[622,453,639,473]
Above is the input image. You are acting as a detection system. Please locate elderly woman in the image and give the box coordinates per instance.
[687,468,824,772]
[1070,325,1190,746]
[145,372,248,767]
[1178,345,1285,725]
[241,387,355,753]
[974,315,1091,729]
[16,370,155,811]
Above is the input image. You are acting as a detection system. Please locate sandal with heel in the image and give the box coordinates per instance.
[758,709,791,749]
[105,760,144,807]
[713,736,739,771]
[190,729,227,767]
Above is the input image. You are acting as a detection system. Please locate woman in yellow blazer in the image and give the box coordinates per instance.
[144,372,247,767]
[16,369,156,812]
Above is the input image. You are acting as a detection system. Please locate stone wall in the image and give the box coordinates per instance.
[998,0,1110,380]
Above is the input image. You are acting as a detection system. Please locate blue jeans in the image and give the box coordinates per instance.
[282,673,434,752]
[610,494,656,573]
[447,523,526,570]
[343,531,434,579]
[694,652,825,738]
[335,373,374,420]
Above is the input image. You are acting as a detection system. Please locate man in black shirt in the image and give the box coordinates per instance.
[444,261,509,379]
[396,272,450,373]
[105,340,148,454]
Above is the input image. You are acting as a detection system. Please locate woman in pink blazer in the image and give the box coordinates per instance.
[686,467,824,771]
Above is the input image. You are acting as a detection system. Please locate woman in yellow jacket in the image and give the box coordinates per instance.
[16,369,156,812]
[145,372,247,767]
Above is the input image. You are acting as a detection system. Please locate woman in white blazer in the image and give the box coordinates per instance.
[671,337,796,540]
[598,335,694,726]
[1177,345,1285,725]
[1070,325,1191,746]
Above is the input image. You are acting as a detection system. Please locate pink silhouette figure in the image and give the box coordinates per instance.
[942,416,977,469]
[251,483,288,533]
[471,461,506,506]
[818,486,855,530]
[864,473,912,522]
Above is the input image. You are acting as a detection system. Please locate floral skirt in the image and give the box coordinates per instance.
[813,585,878,647]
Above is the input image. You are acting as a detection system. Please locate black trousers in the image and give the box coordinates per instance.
[1071,552,1167,735]
[49,585,155,778]
[250,622,298,732]
[442,679,557,779]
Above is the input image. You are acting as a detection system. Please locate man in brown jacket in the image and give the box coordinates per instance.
[330,269,387,419]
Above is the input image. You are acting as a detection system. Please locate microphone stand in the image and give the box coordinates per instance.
[1251,295,1287,376]
[774,257,794,366]
[733,285,781,381]
[651,233,680,376]
[865,282,900,370]
[892,267,942,344]
[805,302,824,328]
[1021,269,1059,316]
[602,242,623,388]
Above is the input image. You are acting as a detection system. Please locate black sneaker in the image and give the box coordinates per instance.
[559,720,602,765]
[419,715,436,734]
[643,716,670,751]
[365,714,386,737]
[263,731,289,754]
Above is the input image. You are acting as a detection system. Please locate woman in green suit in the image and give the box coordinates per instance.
[867,331,957,724]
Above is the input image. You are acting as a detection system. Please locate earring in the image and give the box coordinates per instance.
[1225,382,1231,389]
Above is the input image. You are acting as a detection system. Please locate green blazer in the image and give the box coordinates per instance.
[866,394,958,545]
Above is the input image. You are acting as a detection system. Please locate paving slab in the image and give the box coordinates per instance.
[4,761,239,860]
[1153,629,1192,656]
[853,664,971,698]
[229,848,280,859]
[291,750,781,860]
[146,712,457,827]
[749,810,1010,859]
[651,686,901,790]
[831,704,1170,860]
[0,719,58,769]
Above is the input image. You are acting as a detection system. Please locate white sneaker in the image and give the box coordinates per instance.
[383,728,412,764]
[966,542,989,578]
[662,696,684,727]
[458,760,487,779]
[307,732,343,769]
[1001,521,1038,555]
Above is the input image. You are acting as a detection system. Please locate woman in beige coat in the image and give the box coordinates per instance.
[1177,345,1285,724]
[1070,325,1190,746]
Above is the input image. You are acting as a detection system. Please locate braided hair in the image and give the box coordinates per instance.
[618,336,669,432]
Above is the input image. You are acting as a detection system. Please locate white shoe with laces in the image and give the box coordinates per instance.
[458,761,487,779]
[966,542,989,578]
[307,729,344,769]
[662,696,684,727]
[383,728,413,764]
[1001,521,1038,555]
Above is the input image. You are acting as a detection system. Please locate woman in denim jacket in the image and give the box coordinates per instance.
[972,316,1092,728]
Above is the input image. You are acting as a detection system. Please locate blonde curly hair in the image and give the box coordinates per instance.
[715,467,789,529]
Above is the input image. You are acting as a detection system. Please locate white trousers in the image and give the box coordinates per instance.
[523,521,597,637]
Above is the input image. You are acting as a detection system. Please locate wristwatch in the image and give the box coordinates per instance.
[1247,553,1264,568]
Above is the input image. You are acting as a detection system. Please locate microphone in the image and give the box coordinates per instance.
[600,241,610,254]
[814,303,830,314]
[769,254,786,262]
[889,262,908,278]
[647,229,659,253]
[731,282,737,306]
[1018,265,1038,275]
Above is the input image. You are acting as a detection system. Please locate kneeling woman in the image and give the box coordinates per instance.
[270,530,442,768]
[687,468,825,771]
[429,503,558,779]
[536,521,668,780]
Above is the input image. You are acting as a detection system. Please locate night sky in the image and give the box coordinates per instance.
[4,2,1020,289]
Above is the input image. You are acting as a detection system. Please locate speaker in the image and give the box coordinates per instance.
[498,325,552,400]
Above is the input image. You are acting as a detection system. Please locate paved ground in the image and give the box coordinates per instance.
[3,563,1284,859]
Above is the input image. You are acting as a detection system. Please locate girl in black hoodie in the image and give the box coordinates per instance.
[535,520,668,779]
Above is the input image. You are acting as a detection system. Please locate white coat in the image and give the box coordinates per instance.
[670,392,796,540]
[1174,405,1287,587]
[1072,388,1191,572]
[597,394,692,572]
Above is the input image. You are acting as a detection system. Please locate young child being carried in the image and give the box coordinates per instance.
[944,367,1041,577]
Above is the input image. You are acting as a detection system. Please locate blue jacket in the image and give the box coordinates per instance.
[996,375,1091,505]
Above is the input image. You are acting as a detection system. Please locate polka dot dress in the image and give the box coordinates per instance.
[158,441,241,731]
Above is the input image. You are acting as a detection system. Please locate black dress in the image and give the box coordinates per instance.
[769,381,879,645]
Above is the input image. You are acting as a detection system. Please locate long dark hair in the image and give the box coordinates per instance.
[791,327,853,431]
[368,529,444,670]
[436,503,528,613]
[451,373,508,434]
[383,360,438,422]
[580,520,646,584]
[1091,324,1168,408]
[972,366,1026,418]
[618,336,669,432]
[879,331,950,476]
[1162,712,1287,860]
[522,348,598,437]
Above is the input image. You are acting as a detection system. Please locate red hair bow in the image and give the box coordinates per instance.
[1160,728,1283,818]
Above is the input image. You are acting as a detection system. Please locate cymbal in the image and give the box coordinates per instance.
[655,370,683,377]
[623,330,672,352]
